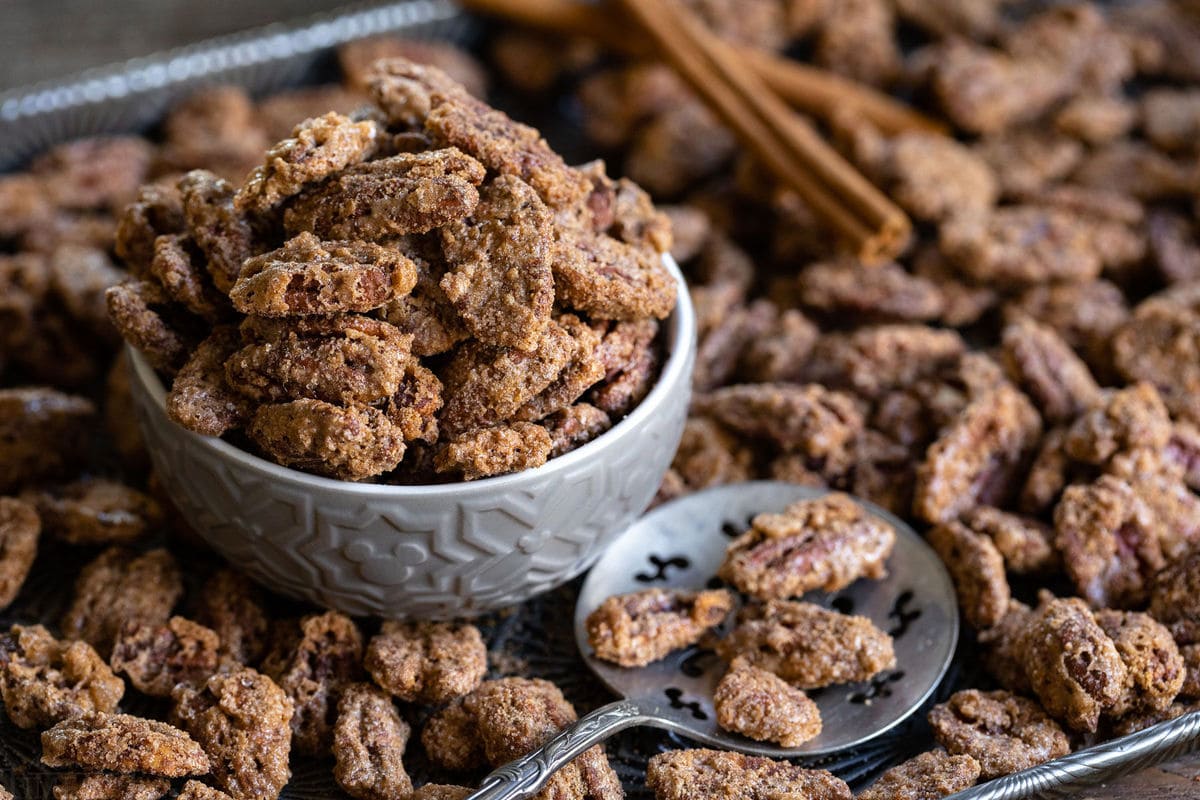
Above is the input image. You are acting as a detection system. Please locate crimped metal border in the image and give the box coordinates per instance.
[0,0,468,170]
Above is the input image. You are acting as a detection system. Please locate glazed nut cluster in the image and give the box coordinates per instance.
[107,58,676,483]
[586,493,899,748]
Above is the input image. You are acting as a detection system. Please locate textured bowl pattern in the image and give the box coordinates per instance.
[129,257,695,618]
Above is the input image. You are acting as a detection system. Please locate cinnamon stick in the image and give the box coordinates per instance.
[457,0,945,136]
[613,0,911,260]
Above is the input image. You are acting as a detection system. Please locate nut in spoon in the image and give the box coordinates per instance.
[465,481,960,800]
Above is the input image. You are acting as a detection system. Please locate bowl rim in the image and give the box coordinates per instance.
[128,252,695,497]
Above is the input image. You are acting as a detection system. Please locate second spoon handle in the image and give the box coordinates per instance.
[465,699,653,800]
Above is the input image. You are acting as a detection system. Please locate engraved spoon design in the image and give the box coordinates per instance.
[465,481,960,800]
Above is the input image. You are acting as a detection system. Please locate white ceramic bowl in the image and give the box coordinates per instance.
[127,256,695,618]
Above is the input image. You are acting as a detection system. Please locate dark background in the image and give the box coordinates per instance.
[0,0,346,91]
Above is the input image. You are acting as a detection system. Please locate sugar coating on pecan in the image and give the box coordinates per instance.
[1064,382,1172,466]
[1112,296,1200,426]
[333,682,413,800]
[247,399,406,481]
[1149,549,1200,645]
[193,568,270,666]
[434,422,553,480]
[646,748,851,800]
[1022,595,1127,732]
[377,253,469,357]
[167,327,253,437]
[713,658,822,748]
[940,206,1102,286]
[928,690,1069,780]
[105,279,196,373]
[585,588,734,668]
[149,233,228,321]
[542,403,612,459]
[514,315,605,422]
[719,493,895,601]
[171,668,294,800]
[364,620,486,705]
[0,497,39,609]
[41,711,210,777]
[1000,317,1100,424]
[285,149,485,241]
[715,600,896,690]
[176,781,234,800]
[178,170,260,295]
[914,385,1042,524]
[796,259,945,323]
[260,611,364,756]
[1094,609,1184,718]
[960,506,1057,574]
[927,520,1010,630]
[0,624,123,729]
[61,547,183,658]
[29,478,162,547]
[0,387,94,492]
[53,775,170,800]
[110,616,222,698]
[977,601,1034,694]
[236,112,378,213]
[857,750,982,800]
[803,325,965,400]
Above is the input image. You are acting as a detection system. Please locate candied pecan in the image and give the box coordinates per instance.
[231,233,418,318]
[412,786,472,800]
[1054,95,1136,144]
[366,58,469,129]
[646,748,850,800]
[0,173,53,239]
[47,244,126,341]
[1109,700,1200,738]
[1166,422,1200,493]
[960,506,1057,574]
[857,750,981,800]
[260,611,364,755]
[694,234,754,294]
[0,497,39,609]
[157,87,268,181]
[149,234,227,321]
[669,416,753,492]
[105,279,197,372]
[0,624,123,729]
[364,620,485,705]
[439,175,554,349]
[914,385,1042,524]
[576,64,688,149]
[31,136,153,211]
[110,616,222,698]
[171,668,293,800]
[426,92,591,210]
[438,325,573,436]
[41,711,209,776]
[1094,609,1184,718]
[693,297,775,392]
[1142,88,1200,152]
[54,775,170,800]
[1065,382,1171,466]
[29,478,162,546]
[624,98,736,198]
[378,254,469,357]
[927,41,1071,134]
[167,327,253,437]
[928,690,1069,780]
[737,308,818,384]
[235,112,377,213]
[855,130,995,223]
[62,547,183,658]
[716,600,895,689]
[694,384,863,463]
[1023,595,1126,732]
[257,84,371,140]
[1072,141,1197,201]
[514,314,604,421]
[22,211,116,255]
[1055,476,1168,608]
[333,683,412,800]
[1010,280,1129,375]
[927,520,1010,630]
[435,422,553,480]
[719,493,895,601]
[384,359,443,443]
[247,399,406,481]
[587,319,661,417]
[1149,550,1200,645]
[420,696,486,770]
[813,0,899,85]
[285,149,485,241]
[1000,317,1100,424]
[1148,210,1200,285]
[177,781,234,800]
[585,588,734,668]
[796,259,944,323]
[973,130,1082,198]
[940,207,1102,286]
[1113,297,1200,426]
[229,315,413,406]
[178,170,261,295]
[554,226,676,323]
[977,600,1033,694]
[340,37,486,96]
[194,568,270,666]
[803,325,965,400]
[541,403,612,459]
[1182,645,1200,700]
[713,658,822,748]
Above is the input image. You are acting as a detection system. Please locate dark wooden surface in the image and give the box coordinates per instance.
[1,1,1197,795]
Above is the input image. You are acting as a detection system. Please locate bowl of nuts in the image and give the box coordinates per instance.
[119,58,695,619]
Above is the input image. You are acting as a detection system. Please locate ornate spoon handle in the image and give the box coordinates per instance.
[944,710,1200,800]
[465,699,653,800]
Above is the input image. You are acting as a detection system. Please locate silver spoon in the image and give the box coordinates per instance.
[465,481,960,800]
